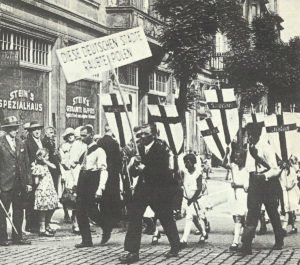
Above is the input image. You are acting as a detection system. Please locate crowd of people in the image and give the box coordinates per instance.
[0,115,300,264]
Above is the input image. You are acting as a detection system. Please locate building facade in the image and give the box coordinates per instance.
[0,0,176,143]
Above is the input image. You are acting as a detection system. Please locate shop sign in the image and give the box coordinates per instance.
[56,27,152,83]
[66,96,96,119]
[0,50,20,67]
[0,89,43,111]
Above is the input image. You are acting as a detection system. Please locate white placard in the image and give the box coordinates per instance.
[56,27,152,83]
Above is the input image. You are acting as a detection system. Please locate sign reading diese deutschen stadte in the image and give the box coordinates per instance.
[56,27,152,83]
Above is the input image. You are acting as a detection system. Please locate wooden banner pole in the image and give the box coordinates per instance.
[107,57,140,156]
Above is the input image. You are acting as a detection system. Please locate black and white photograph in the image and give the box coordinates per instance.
[0,0,300,264]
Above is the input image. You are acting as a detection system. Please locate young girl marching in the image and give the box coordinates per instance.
[227,147,249,251]
[179,153,208,248]
[280,155,300,235]
[32,148,59,237]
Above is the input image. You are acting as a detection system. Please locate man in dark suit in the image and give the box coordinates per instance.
[0,116,32,246]
[24,120,44,232]
[97,125,122,244]
[119,123,180,264]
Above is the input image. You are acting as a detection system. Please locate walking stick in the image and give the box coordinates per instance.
[0,199,18,235]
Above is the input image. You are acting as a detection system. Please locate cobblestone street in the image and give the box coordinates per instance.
[1,176,300,265]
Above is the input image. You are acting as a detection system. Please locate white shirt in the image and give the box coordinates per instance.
[81,142,108,190]
[144,140,155,154]
[33,137,43,149]
[246,137,280,180]
[6,135,16,152]
[181,167,202,199]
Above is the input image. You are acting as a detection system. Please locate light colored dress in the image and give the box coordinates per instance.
[228,163,248,216]
[280,166,300,212]
[33,164,59,211]
[59,141,75,189]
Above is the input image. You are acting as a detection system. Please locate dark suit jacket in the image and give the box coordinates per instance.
[0,136,32,192]
[25,134,41,165]
[139,139,175,188]
[97,134,122,192]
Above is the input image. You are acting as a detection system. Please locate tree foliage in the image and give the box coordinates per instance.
[154,0,251,115]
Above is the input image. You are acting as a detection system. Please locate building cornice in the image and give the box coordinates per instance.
[17,0,109,35]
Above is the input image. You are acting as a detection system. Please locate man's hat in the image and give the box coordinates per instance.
[26,121,44,130]
[1,116,20,129]
[62,127,75,139]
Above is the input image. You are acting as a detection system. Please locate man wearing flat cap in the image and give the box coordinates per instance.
[24,120,44,233]
[0,116,32,246]
[237,122,284,256]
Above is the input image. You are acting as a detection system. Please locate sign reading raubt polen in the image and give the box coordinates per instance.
[56,27,152,83]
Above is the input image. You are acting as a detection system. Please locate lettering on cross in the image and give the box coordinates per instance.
[207,90,237,145]
[266,115,297,162]
[202,118,225,159]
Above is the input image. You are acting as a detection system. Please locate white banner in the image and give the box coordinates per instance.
[56,27,152,83]
[101,93,134,148]
[148,105,184,155]
[204,89,239,146]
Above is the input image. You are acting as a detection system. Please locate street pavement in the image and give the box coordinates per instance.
[1,168,300,265]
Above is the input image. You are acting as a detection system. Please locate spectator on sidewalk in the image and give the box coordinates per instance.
[59,128,76,227]
[0,116,32,246]
[32,148,59,237]
[42,126,61,193]
[24,120,44,233]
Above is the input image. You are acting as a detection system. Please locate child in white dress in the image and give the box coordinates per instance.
[180,153,208,248]
[228,148,248,251]
[32,148,59,237]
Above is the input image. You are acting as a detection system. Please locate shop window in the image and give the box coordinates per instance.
[149,70,169,94]
[0,29,50,66]
[117,64,138,87]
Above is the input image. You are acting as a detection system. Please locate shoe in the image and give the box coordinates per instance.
[236,245,252,256]
[39,231,55,237]
[72,227,81,235]
[0,241,9,246]
[194,230,201,235]
[290,227,298,234]
[64,216,72,224]
[101,230,111,245]
[198,235,207,244]
[229,243,239,251]
[205,221,211,233]
[179,241,187,249]
[151,232,161,245]
[282,229,288,237]
[272,242,283,250]
[164,250,179,258]
[12,239,31,245]
[119,252,139,264]
[46,226,56,234]
[75,242,93,248]
[256,228,267,235]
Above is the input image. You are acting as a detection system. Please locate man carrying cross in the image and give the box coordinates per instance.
[237,123,284,256]
[119,123,180,264]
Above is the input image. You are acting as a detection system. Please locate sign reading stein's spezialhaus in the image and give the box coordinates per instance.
[0,89,43,112]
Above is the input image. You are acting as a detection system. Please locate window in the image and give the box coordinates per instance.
[0,29,51,66]
[118,64,138,86]
[148,70,169,93]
